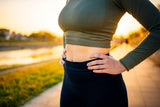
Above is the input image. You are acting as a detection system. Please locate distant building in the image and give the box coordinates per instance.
[10,31,16,39]
[10,32,33,40]
[0,29,33,41]
[14,33,23,40]
[0,29,10,40]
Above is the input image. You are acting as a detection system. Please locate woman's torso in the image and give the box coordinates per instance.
[58,0,125,62]
[65,44,110,62]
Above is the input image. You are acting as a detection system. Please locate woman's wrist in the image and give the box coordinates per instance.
[118,61,127,72]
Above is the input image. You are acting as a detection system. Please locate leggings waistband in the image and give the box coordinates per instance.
[62,53,122,84]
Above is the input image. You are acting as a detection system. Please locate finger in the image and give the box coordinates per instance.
[61,58,65,64]
[63,49,66,53]
[88,53,109,59]
[60,61,63,66]
[87,59,107,66]
[60,58,65,66]
[62,49,66,58]
[60,60,63,66]
[93,69,120,75]
[60,61,65,66]
[88,65,106,70]
[62,53,66,58]
[93,69,107,73]
[61,52,66,58]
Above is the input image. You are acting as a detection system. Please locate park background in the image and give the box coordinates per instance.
[0,0,160,107]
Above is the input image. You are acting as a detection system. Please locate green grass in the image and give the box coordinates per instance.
[0,59,64,107]
[0,64,25,72]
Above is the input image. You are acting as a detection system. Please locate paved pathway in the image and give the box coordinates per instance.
[22,82,62,107]
[22,44,160,107]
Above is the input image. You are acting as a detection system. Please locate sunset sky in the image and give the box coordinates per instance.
[0,0,159,37]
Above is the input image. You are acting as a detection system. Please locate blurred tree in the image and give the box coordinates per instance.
[128,32,140,39]
[29,31,57,41]
[127,27,149,47]
[0,30,6,39]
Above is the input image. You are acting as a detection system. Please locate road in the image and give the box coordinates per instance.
[23,44,160,107]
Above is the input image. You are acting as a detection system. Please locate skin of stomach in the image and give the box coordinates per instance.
[65,44,110,62]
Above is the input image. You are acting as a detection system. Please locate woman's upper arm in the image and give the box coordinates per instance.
[115,0,160,71]
[118,0,160,31]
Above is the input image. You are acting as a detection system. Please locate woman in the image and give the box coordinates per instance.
[58,0,160,107]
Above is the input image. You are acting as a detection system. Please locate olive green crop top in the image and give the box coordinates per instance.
[58,0,160,71]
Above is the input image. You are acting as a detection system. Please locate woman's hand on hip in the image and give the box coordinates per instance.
[60,49,66,66]
[87,54,127,75]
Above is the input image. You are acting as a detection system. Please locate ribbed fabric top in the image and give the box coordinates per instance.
[58,0,160,71]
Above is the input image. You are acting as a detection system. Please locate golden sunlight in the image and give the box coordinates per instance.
[0,0,66,36]
[114,13,142,38]
[0,0,159,37]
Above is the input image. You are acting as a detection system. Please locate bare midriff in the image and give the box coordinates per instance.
[65,44,110,62]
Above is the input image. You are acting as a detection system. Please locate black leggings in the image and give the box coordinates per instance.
[60,54,128,107]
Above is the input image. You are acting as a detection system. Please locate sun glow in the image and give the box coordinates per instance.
[0,0,159,37]
[0,0,65,36]
[114,13,142,38]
